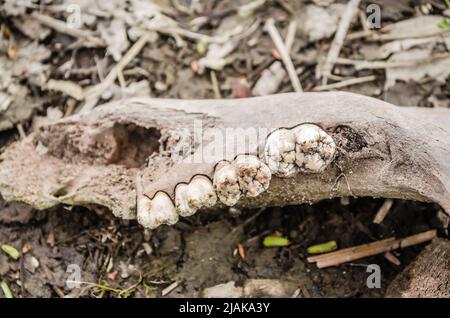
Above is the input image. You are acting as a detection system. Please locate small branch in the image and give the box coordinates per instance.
[284,20,297,54]
[210,71,222,99]
[335,52,450,70]
[313,75,376,91]
[265,18,303,92]
[16,123,26,139]
[161,278,182,297]
[307,230,436,268]
[320,0,361,85]
[80,33,152,113]
[373,198,394,224]
[31,12,105,47]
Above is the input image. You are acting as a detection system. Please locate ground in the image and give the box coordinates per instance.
[0,0,449,298]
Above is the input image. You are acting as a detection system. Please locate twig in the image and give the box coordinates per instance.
[346,10,374,40]
[210,71,222,99]
[16,123,26,139]
[80,33,151,113]
[335,52,450,69]
[284,20,297,53]
[161,278,182,297]
[313,75,376,91]
[307,238,395,263]
[264,18,303,92]
[307,230,436,268]
[373,28,450,42]
[320,0,361,85]
[31,12,105,47]
[373,199,394,224]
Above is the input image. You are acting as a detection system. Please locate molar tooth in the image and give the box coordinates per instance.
[292,124,336,173]
[264,129,298,177]
[213,162,241,206]
[234,155,271,197]
[175,176,217,217]
[138,192,178,229]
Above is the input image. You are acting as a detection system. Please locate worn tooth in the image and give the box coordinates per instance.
[137,192,178,229]
[213,162,241,206]
[234,155,271,197]
[175,175,217,217]
[292,124,336,173]
[264,128,298,177]
[174,183,190,216]
[137,195,153,228]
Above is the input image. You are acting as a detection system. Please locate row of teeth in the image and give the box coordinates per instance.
[137,124,337,229]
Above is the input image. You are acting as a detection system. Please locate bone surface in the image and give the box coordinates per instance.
[175,175,217,217]
[1,92,450,225]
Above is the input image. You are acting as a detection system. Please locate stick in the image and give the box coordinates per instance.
[313,75,376,91]
[284,20,297,54]
[31,12,105,47]
[16,123,26,139]
[320,0,361,85]
[335,52,450,70]
[308,230,436,268]
[373,199,394,224]
[161,279,182,296]
[80,33,151,113]
[210,71,222,99]
[264,18,303,92]
[307,237,396,263]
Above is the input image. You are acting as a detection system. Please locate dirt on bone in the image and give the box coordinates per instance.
[332,125,368,153]
[36,122,161,168]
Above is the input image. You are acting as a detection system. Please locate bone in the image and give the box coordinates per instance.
[2,92,450,225]
[137,191,179,229]
[175,175,217,217]
[234,155,271,197]
[213,161,242,206]
[292,124,336,173]
[264,128,298,177]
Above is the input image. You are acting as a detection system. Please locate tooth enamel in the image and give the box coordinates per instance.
[137,195,153,228]
[234,155,271,197]
[213,162,241,206]
[175,175,217,217]
[292,124,336,173]
[138,192,178,229]
[174,183,191,216]
[264,128,298,177]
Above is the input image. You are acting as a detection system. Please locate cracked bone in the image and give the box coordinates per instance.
[138,192,179,229]
[234,155,271,197]
[264,128,298,177]
[175,175,217,217]
[292,124,336,173]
